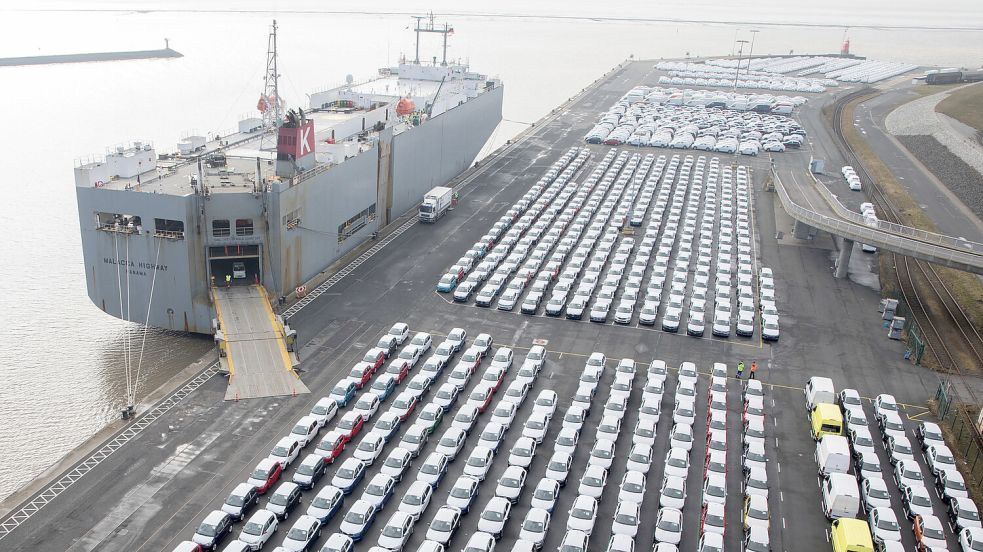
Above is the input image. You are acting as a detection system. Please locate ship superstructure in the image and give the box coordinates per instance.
[75,20,503,334]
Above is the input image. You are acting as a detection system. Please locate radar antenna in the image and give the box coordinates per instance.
[259,20,283,129]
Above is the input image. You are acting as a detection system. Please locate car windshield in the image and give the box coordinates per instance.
[494,406,513,417]
[198,523,218,537]
[358,440,377,452]
[337,467,357,479]
[523,519,545,532]
[949,479,968,492]
[868,486,889,499]
[484,508,505,521]
[527,419,545,430]
[437,390,454,400]
[440,436,460,448]
[312,404,332,415]
[912,494,931,506]
[707,484,725,496]
[452,485,472,498]
[345,510,367,524]
[287,527,310,541]
[404,491,425,506]
[664,486,683,498]
[572,507,593,519]
[658,518,680,531]
[383,524,405,538]
[924,526,945,540]
[243,521,265,535]
[226,494,246,507]
[297,464,317,476]
[422,462,441,475]
[625,481,643,492]
[432,518,455,531]
[312,493,337,508]
[877,517,899,531]
[584,475,602,486]
[514,446,532,456]
[535,486,555,500]
[270,493,290,506]
[367,483,387,496]
[502,477,521,487]
[272,445,290,457]
[331,385,348,396]
[748,507,767,519]
[962,507,981,521]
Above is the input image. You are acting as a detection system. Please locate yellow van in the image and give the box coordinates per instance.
[811,402,843,440]
[830,517,874,552]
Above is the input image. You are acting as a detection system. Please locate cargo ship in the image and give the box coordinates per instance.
[74,20,503,334]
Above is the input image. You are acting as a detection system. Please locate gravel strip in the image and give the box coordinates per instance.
[897,134,983,220]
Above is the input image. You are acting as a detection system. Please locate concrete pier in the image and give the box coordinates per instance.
[0,48,183,67]
[835,238,855,278]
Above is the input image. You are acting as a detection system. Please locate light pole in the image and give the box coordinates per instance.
[748,30,760,69]
[734,39,749,91]
[731,28,740,56]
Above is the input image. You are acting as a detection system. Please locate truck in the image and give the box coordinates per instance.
[419,186,454,223]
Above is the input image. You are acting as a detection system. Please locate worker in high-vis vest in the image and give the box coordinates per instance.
[736,361,745,378]
[225,274,231,288]
[750,361,758,379]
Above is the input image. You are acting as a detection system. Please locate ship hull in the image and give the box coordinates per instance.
[76,85,503,334]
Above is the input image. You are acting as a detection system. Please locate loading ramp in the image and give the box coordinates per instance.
[212,285,309,400]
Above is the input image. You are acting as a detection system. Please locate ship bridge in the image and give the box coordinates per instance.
[212,284,308,400]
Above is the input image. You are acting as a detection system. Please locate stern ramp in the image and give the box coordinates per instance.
[212,285,308,400]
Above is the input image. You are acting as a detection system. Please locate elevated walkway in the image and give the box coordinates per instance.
[212,285,308,400]
[773,166,983,276]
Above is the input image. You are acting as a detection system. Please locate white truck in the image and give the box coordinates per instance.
[419,186,453,223]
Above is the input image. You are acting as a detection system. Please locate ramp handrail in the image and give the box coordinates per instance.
[808,172,983,254]
[772,168,983,271]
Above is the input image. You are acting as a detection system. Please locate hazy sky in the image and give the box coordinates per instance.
[7,0,983,29]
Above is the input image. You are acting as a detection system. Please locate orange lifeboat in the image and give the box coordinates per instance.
[395,96,415,116]
[257,95,269,113]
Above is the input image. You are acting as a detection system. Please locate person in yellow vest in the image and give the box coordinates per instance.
[736,361,745,379]
[225,274,231,288]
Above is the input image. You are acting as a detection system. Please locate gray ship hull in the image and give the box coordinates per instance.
[76,85,503,333]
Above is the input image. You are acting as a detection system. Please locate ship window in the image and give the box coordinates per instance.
[235,219,254,236]
[337,204,376,243]
[96,211,142,234]
[212,219,231,237]
[154,218,184,237]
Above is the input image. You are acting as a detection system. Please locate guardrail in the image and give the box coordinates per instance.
[772,168,983,273]
[808,172,983,253]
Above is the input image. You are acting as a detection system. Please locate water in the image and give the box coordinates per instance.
[0,1,980,503]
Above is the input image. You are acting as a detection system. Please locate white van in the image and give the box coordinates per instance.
[771,104,794,116]
[816,435,851,476]
[805,377,836,410]
[821,473,861,520]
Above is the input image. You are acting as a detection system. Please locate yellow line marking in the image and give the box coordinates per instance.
[211,286,234,379]
[413,323,928,410]
[907,410,932,420]
[257,284,298,378]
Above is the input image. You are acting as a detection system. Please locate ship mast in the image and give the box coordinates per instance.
[262,20,283,128]
[412,12,453,66]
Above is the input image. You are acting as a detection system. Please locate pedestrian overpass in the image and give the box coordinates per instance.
[212,284,308,400]
[772,167,983,277]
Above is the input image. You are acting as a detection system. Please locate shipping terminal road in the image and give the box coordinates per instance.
[0,60,945,552]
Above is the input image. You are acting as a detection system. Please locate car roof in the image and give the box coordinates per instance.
[203,510,229,524]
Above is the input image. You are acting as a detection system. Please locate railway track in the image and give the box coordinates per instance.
[829,88,983,392]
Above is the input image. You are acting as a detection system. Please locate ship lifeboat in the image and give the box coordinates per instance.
[395,96,416,116]
[257,94,269,113]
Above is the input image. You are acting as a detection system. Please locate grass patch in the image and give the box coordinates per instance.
[937,82,983,133]
[911,83,961,97]
[831,93,983,361]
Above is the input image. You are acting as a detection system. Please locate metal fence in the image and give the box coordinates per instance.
[935,380,983,491]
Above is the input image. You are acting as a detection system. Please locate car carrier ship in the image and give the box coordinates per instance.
[74,19,503,342]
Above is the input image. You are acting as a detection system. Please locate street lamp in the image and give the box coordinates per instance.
[734,39,749,91]
[748,30,760,67]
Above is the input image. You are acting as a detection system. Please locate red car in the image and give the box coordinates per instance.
[348,363,375,389]
[386,359,411,384]
[391,393,418,422]
[469,383,495,413]
[315,430,346,463]
[337,412,365,443]
[246,458,282,494]
[480,366,506,392]
[361,348,386,371]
